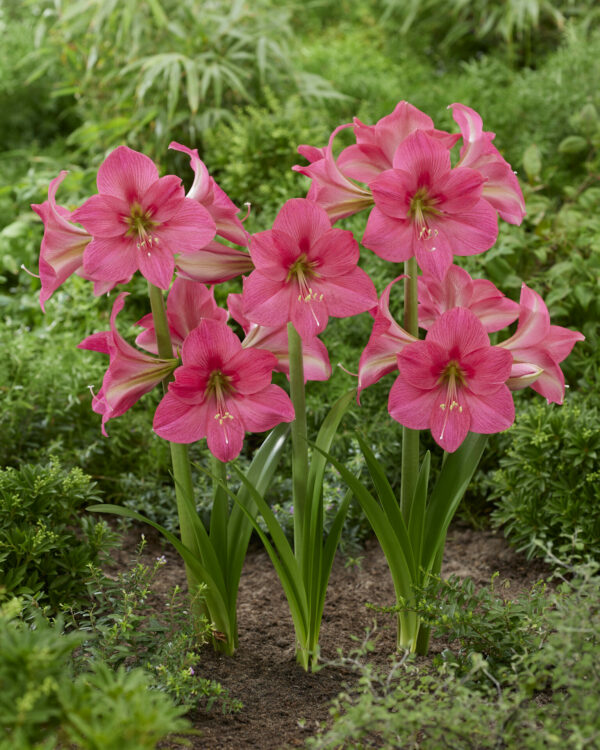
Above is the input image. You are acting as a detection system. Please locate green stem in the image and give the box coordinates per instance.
[147,283,212,637]
[400,257,420,523]
[287,323,308,562]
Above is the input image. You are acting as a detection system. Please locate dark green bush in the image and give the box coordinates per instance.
[0,460,117,609]
[489,394,600,563]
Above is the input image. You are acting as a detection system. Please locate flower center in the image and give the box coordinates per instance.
[205,370,235,425]
[124,202,160,253]
[408,187,441,245]
[286,254,322,305]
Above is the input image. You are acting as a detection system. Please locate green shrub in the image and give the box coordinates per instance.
[0,598,191,749]
[488,394,600,563]
[307,563,600,749]
[0,460,118,610]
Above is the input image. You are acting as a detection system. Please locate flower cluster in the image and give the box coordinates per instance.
[32,101,583,459]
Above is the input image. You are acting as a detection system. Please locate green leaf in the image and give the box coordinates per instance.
[317,486,353,624]
[523,143,542,183]
[408,451,430,576]
[558,135,588,156]
[422,433,487,572]
[355,433,405,535]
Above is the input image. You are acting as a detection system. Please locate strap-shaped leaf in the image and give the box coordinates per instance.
[422,433,487,572]
[310,444,417,600]
[317,487,353,627]
[408,451,430,577]
[209,456,229,577]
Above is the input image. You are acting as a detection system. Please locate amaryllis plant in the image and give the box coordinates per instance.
[295,101,583,652]
[31,99,583,668]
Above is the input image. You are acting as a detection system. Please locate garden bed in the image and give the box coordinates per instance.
[111,524,550,749]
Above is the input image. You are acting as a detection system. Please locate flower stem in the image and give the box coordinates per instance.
[147,283,208,630]
[400,257,420,522]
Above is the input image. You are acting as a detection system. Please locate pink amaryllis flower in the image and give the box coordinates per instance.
[293,125,375,223]
[153,319,295,462]
[228,292,331,382]
[31,171,92,311]
[418,264,519,332]
[79,293,177,435]
[357,277,417,400]
[169,142,248,246]
[135,277,228,356]
[498,285,584,404]
[72,146,216,290]
[363,130,498,278]
[337,101,460,185]
[388,308,515,453]
[450,103,526,225]
[242,198,377,340]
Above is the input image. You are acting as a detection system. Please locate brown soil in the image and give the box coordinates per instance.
[113,524,550,750]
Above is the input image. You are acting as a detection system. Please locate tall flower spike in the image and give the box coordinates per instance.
[153,319,294,462]
[242,198,377,340]
[388,307,515,453]
[228,291,331,382]
[79,293,177,435]
[135,277,228,356]
[73,146,216,290]
[418,264,519,332]
[363,130,498,279]
[450,103,526,225]
[31,171,92,311]
[498,284,584,404]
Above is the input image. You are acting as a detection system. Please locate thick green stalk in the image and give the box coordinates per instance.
[400,257,420,522]
[287,323,308,562]
[147,283,211,635]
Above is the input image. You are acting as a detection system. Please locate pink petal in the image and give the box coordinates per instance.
[369,169,413,220]
[142,175,186,223]
[205,398,246,462]
[430,199,498,257]
[72,193,130,238]
[249,230,293,282]
[226,347,279,395]
[181,319,242,370]
[97,146,159,203]
[362,207,415,263]
[272,198,332,252]
[391,130,452,184]
[388,376,439,430]
[175,241,254,284]
[501,285,550,350]
[437,167,484,213]
[234,385,295,432]
[545,325,585,363]
[309,227,360,275]
[427,308,490,356]
[460,346,513,395]
[464,386,515,434]
[242,273,293,329]
[154,393,210,444]
[82,236,138,283]
[398,340,447,390]
[429,391,471,453]
[158,199,216,255]
[136,240,175,289]
[315,267,377,321]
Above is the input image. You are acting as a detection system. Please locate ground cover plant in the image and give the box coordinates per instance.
[1,1,598,747]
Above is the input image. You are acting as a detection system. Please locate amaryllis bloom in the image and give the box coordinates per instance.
[337,101,460,184]
[293,125,374,223]
[135,278,227,356]
[153,319,295,462]
[79,293,177,435]
[363,130,498,278]
[498,285,584,404]
[169,142,248,246]
[357,277,417,400]
[72,146,216,290]
[31,171,91,311]
[389,308,515,453]
[450,103,526,225]
[175,240,254,284]
[228,292,331,382]
[242,198,377,340]
[418,265,519,332]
